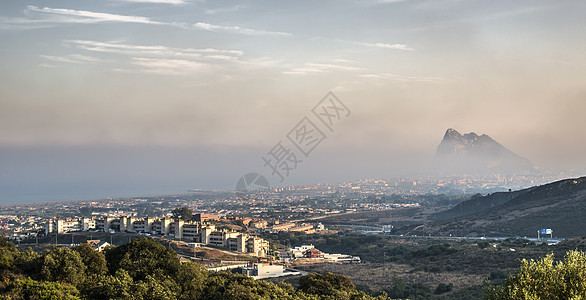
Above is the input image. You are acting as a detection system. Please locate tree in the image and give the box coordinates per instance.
[298,272,357,298]
[172,207,193,221]
[0,277,80,300]
[14,247,40,276]
[133,274,180,300]
[176,261,207,300]
[74,243,107,276]
[434,283,453,294]
[199,271,298,300]
[478,241,490,249]
[105,237,180,281]
[485,250,586,300]
[386,277,406,298]
[2,235,394,300]
[384,277,431,299]
[40,247,86,286]
[80,269,135,300]
[0,237,17,272]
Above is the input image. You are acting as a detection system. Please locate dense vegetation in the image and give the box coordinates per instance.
[0,236,388,300]
[261,230,586,299]
[485,250,586,300]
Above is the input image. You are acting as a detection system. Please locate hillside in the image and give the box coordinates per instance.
[402,177,586,237]
[431,189,531,220]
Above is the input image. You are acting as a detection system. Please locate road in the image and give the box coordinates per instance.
[339,224,565,244]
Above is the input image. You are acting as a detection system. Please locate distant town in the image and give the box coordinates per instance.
[0,173,568,242]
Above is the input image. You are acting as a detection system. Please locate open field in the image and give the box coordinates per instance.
[265,232,586,299]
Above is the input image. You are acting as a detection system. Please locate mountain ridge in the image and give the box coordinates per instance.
[435,128,534,175]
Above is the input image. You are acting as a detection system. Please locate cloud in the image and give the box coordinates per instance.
[9,6,291,38]
[129,57,209,75]
[282,68,328,75]
[335,39,413,50]
[40,54,101,64]
[371,0,405,3]
[355,0,406,6]
[46,40,280,75]
[351,41,414,50]
[205,5,245,15]
[202,55,239,61]
[56,40,247,75]
[284,62,364,75]
[118,0,188,4]
[0,17,54,30]
[66,40,243,59]
[193,22,292,36]
[358,72,443,83]
[22,6,186,27]
[305,63,363,71]
[38,63,58,68]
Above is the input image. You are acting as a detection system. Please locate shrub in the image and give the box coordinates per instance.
[485,250,586,300]
[478,241,490,249]
[434,283,453,294]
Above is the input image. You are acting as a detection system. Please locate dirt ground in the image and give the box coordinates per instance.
[296,261,485,293]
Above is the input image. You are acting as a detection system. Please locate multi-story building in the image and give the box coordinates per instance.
[45,215,269,256]
[193,213,222,223]
[60,219,80,233]
[181,223,199,241]
[81,217,96,231]
[45,219,80,234]
[247,236,269,257]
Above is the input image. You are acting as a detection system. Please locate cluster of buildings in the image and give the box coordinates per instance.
[270,222,322,234]
[240,263,302,279]
[45,215,269,256]
[288,244,360,263]
[1,214,45,240]
[248,220,326,234]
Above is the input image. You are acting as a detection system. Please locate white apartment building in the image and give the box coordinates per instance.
[45,216,269,256]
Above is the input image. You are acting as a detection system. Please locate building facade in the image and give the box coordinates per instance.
[45,216,269,256]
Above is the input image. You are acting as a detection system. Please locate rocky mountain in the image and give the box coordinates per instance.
[402,177,586,238]
[435,128,534,174]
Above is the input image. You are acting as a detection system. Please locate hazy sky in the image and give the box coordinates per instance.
[1,0,586,203]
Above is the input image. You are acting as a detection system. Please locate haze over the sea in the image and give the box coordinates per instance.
[1,0,586,204]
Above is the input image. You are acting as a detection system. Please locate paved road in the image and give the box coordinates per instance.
[339,224,565,244]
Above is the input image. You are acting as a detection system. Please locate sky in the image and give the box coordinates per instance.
[1,0,586,203]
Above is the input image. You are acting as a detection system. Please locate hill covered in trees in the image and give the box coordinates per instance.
[0,236,388,300]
